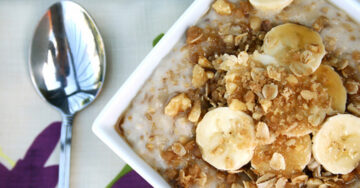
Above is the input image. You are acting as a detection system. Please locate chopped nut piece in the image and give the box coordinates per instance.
[275,177,287,188]
[188,100,201,123]
[307,159,320,171]
[234,33,247,46]
[219,54,241,71]
[238,51,249,65]
[300,90,316,101]
[192,64,208,88]
[172,142,186,156]
[244,91,255,103]
[198,56,213,69]
[312,16,329,32]
[324,36,336,52]
[218,23,231,35]
[164,169,178,180]
[161,150,177,162]
[342,172,356,183]
[308,114,323,127]
[223,34,234,45]
[320,7,329,13]
[348,103,360,116]
[345,81,359,94]
[246,102,255,112]
[352,50,360,61]
[179,136,190,144]
[252,112,263,120]
[188,164,200,177]
[313,166,321,178]
[147,107,155,114]
[250,16,262,31]
[286,74,298,85]
[291,175,308,184]
[206,71,215,79]
[262,84,278,100]
[261,20,272,31]
[186,26,204,44]
[270,152,286,170]
[212,0,232,15]
[285,139,296,147]
[178,169,192,187]
[308,106,326,126]
[146,143,154,151]
[227,83,238,94]
[216,171,226,181]
[229,99,247,111]
[164,93,192,117]
[342,66,356,78]
[343,23,354,32]
[226,173,237,184]
[306,178,323,188]
[336,59,348,70]
[267,65,281,81]
[259,99,272,113]
[196,172,207,186]
[256,122,270,140]
[145,113,152,120]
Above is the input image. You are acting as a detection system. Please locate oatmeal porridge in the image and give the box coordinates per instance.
[117,0,360,187]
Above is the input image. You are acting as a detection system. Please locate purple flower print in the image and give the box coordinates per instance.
[112,170,151,188]
[0,122,61,188]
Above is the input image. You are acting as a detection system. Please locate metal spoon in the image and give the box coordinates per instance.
[29,1,105,187]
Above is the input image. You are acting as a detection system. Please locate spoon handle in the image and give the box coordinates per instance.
[59,113,74,188]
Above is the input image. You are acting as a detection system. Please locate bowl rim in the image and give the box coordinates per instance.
[92,0,212,187]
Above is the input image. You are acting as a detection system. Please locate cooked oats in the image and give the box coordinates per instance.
[117,0,360,187]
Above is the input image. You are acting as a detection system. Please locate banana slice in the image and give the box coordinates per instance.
[312,114,360,174]
[313,65,347,113]
[196,107,256,171]
[251,135,311,177]
[263,23,326,76]
[249,0,293,13]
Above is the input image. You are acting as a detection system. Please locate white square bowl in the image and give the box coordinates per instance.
[92,1,360,187]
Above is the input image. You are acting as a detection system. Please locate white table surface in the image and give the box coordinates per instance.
[0,0,193,187]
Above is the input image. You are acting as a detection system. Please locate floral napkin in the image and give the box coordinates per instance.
[0,34,164,188]
[0,122,151,188]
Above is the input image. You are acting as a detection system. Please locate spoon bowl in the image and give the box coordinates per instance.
[29,1,105,187]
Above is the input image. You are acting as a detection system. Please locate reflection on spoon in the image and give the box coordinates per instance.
[29,1,106,187]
